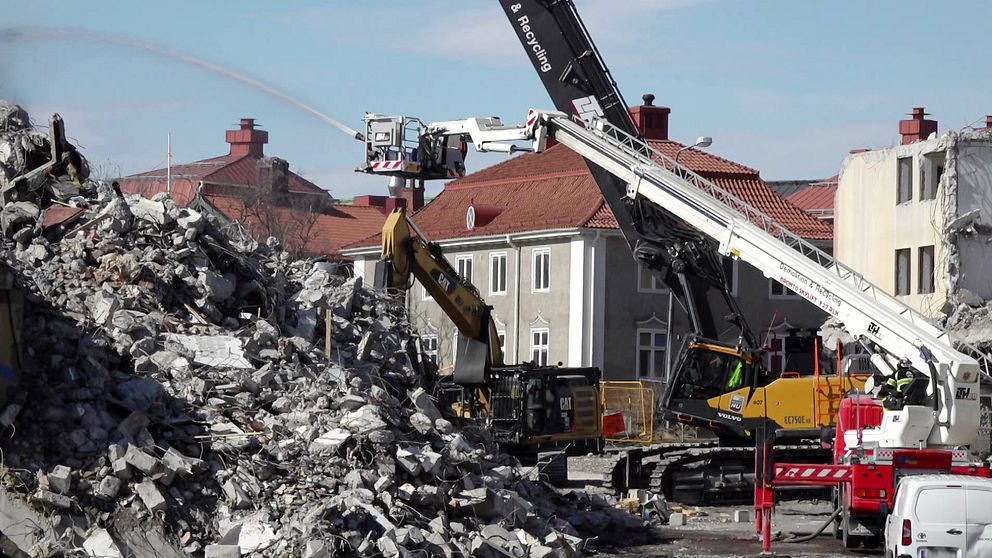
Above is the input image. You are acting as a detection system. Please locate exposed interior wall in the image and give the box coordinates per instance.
[949,138,992,301]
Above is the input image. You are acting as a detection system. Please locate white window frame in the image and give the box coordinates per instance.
[769,279,800,299]
[532,248,551,293]
[455,255,473,284]
[421,334,438,364]
[489,252,507,296]
[635,327,667,380]
[530,327,549,366]
[636,264,669,294]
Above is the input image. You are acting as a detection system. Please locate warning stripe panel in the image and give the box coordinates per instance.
[773,464,851,485]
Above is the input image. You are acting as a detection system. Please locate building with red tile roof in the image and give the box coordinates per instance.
[118,119,419,257]
[787,176,837,223]
[344,99,833,381]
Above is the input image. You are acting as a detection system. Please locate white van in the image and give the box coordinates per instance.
[885,475,992,558]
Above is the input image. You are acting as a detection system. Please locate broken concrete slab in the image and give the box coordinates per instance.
[82,528,124,558]
[124,444,161,476]
[341,405,387,434]
[135,479,167,514]
[309,428,351,456]
[204,545,241,558]
[0,485,56,555]
[127,196,169,225]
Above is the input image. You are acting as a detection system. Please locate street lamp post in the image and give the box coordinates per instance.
[674,135,712,165]
[665,135,713,384]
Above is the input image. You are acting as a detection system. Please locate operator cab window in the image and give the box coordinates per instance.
[677,350,746,400]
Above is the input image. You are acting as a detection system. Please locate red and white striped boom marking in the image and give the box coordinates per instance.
[773,464,851,485]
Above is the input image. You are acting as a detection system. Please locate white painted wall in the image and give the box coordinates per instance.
[835,138,947,316]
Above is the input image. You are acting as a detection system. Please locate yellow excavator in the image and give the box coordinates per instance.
[376,207,601,452]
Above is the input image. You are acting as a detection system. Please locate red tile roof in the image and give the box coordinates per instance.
[345,140,832,249]
[118,153,325,206]
[201,188,388,257]
[120,147,389,258]
[787,184,837,217]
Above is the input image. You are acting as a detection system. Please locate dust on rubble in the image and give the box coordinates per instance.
[0,100,645,557]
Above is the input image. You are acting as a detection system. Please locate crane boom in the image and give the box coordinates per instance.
[542,113,982,448]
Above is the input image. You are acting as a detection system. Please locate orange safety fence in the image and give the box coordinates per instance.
[600,380,654,444]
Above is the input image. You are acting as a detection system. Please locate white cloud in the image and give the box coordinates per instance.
[270,1,710,66]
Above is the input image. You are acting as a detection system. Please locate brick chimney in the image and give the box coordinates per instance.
[983,115,992,130]
[399,184,424,212]
[899,107,938,145]
[257,157,289,194]
[227,118,268,157]
[628,93,671,141]
[386,177,425,212]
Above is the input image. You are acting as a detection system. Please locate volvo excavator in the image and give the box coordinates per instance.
[356,1,879,503]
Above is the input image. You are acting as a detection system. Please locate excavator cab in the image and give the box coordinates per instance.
[663,338,763,440]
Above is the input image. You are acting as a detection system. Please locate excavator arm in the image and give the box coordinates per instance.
[378,208,504,383]
[497,0,755,346]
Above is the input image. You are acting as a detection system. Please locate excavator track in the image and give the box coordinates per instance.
[598,442,720,494]
[646,444,832,505]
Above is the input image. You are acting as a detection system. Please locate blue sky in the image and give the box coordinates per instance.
[3,1,991,199]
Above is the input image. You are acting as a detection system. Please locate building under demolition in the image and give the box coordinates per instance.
[835,109,992,342]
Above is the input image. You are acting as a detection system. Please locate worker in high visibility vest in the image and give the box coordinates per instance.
[877,360,917,410]
[725,358,744,391]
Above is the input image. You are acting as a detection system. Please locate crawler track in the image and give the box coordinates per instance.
[601,443,832,505]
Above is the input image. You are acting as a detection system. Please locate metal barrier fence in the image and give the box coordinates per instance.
[601,381,654,444]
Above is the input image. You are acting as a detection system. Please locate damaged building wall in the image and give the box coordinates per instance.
[835,135,950,317]
[947,136,992,301]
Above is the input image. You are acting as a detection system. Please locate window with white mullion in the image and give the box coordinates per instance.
[532,248,550,292]
[490,252,507,295]
[530,328,549,366]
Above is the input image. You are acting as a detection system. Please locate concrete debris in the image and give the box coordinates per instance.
[0,102,639,557]
[83,528,125,558]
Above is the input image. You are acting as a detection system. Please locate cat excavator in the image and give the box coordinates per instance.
[374,204,602,458]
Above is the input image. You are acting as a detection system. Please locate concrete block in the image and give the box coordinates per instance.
[303,540,329,558]
[733,509,750,523]
[309,428,350,457]
[668,512,686,526]
[97,475,122,499]
[35,490,71,509]
[111,458,131,480]
[82,528,124,558]
[48,465,72,495]
[204,544,241,558]
[124,444,161,476]
[135,479,167,514]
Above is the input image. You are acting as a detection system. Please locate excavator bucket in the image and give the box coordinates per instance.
[453,335,489,385]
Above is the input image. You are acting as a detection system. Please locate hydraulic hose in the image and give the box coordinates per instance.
[780,506,842,544]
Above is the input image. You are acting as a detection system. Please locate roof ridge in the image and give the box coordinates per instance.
[649,139,759,175]
[447,168,588,190]
[201,154,251,180]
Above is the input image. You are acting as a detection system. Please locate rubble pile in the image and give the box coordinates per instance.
[0,102,641,557]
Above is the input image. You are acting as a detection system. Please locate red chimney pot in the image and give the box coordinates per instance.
[899,107,938,145]
[226,117,268,157]
[628,93,671,141]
